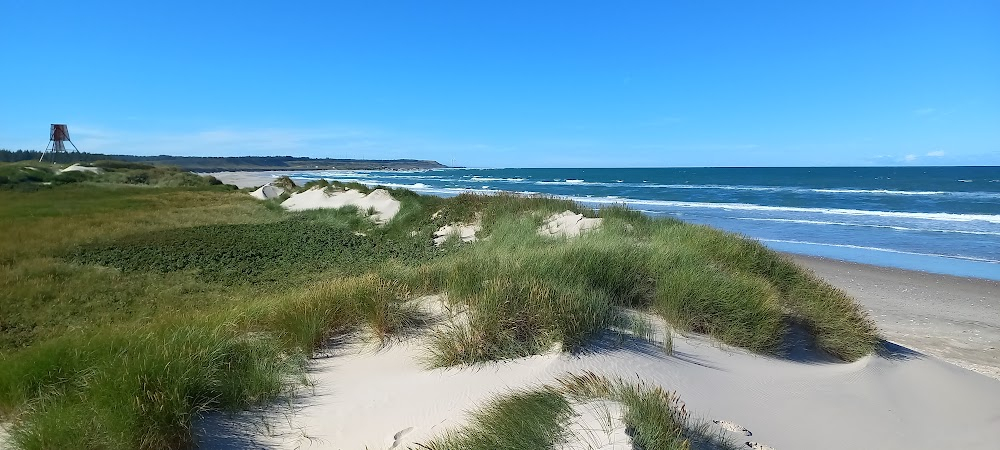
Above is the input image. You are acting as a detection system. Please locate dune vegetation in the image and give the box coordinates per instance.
[0,162,878,449]
[424,372,742,450]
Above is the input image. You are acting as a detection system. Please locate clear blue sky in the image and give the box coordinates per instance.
[2,1,998,167]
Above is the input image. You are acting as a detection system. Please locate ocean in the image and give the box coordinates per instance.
[280,166,1000,281]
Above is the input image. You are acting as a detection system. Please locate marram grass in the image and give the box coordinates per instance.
[419,373,740,450]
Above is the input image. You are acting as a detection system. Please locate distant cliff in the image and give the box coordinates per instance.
[0,150,449,171]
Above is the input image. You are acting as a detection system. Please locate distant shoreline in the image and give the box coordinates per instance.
[0,149,448,172]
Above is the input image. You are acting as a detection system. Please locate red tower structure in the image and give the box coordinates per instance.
[40,124,80,162]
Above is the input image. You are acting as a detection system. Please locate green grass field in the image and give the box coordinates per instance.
[0,163,878,449]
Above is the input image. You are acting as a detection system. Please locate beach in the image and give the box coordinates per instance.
[790,254,1000,380]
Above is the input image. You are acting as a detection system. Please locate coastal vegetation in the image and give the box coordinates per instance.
[0,161,878,449]
[422,372,741,450]
[0,149,447,171]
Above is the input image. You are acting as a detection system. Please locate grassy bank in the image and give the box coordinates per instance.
[0,167,878,448]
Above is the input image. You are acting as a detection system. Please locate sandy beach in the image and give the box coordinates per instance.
[790,254,1000,380]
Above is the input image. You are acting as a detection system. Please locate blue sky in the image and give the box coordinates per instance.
[2,1,998,167]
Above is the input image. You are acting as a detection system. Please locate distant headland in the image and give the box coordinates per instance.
[0,149,448,171]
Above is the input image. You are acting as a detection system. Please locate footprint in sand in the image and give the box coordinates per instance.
[389,427,414,449]
[713,419,751,436]
[745,442,776,450]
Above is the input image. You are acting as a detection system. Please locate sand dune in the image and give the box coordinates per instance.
[281,187,401,223]
[195,310,1000,450]
[249,183,285,200]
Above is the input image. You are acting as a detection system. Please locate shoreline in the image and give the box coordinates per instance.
[788,253,1000,379]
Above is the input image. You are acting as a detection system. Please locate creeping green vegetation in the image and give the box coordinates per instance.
[70,216,438,284]
[0,167,878,449]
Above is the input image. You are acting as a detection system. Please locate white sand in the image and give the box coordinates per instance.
[281,188,401,223]
[249,184,285,200]
[540,210,603,238]
[433,222,481,246]
[196,309,1000,450]
[60,163,103,174]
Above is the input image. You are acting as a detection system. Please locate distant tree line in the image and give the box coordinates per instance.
[0,149,448,171]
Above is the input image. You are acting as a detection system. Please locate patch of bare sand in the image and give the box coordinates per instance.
[249,183,285,200]
[433,221,481,246]
[539,210,603,238]
[281,187,401,224]
[60,163,103,174]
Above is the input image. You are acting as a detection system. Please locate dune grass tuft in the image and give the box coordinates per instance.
[420,373,739,450]
[558,372,740,450]
[650,224,879,360]
[0,325,299,450]
[417,388,573,450]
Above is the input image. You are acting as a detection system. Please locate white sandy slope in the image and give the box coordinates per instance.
[433,222,481,246]
[281,188,401,223]
[540,210,603,237]
[60,163,103,174]
[249,184,285,200]
[195,307,1000,450]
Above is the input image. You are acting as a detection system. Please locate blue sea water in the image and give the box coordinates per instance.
[281,166,1000,281]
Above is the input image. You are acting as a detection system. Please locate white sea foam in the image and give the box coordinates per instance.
[517,179,998,199]
[759,239,1000,264]
[567,196,1000,224]
[812,188,946,195]
[735,217,1000,236]
[468,176,526,182]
